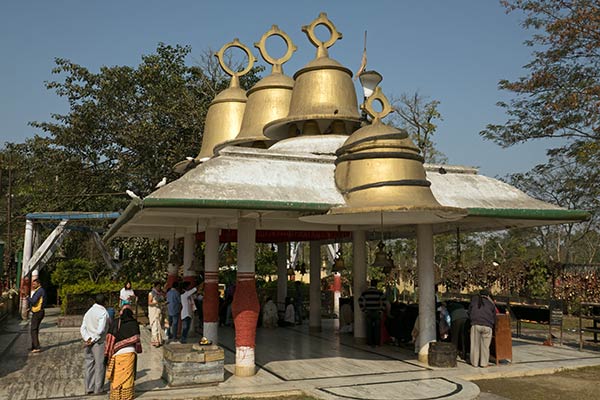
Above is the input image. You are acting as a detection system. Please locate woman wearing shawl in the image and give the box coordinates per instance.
[147,281,165,347]
[105,308,141,400]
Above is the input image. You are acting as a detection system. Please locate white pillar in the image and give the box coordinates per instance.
[417,224,436,364]
[183,233,196,285]
[233,218,258,377]
[309,241,322,333]
[203,227,220,344]
[353,230,367,342]
[276,242,287,313]
[20,219,34,319]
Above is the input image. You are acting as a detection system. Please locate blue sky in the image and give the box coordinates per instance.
[1,1,551,177]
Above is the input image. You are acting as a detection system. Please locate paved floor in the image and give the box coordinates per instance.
[1,308,600,400]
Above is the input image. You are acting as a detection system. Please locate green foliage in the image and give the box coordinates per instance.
[255,244,277,278]
[59,280,152,314]
[51,258,108,287]
[524,258,550,298]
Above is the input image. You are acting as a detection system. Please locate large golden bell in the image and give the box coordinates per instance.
[263,13,360,140]
[301,87,467,226]
[196,39,256,161]
[215,26,296,152]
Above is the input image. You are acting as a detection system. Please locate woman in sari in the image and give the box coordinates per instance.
[105,308,141,400]
[147,281,165,347]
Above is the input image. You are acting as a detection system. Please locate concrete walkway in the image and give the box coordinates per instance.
[1,308,600,400]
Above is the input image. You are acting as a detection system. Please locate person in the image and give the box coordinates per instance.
[339,299,353,334]
[119,281,136,307]
[359,279,386,347]
[166,282,181,341]
[262,297,278,329]
[28,278,46,353]
[80,294,110,395]
[282,297,296,326]
[469,289,497,368]
[180,282,198,343]
[293,281,303,324]
[448,301,470,360]
[147,281,165,347]
[105,307,142,400]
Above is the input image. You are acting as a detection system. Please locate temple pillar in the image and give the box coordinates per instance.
[232,218,258,377]
[276,242,287,313]
[417,224,436,364]
[333,272,341,330]
[352,230,367,342]
[20,219,34,319]
[203,227,220,344]
[182,233,196,287]
[309,241,321,333]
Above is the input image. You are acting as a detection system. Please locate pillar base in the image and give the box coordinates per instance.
[235,365,256,377]
[309,326,322,334]
[418,341,431,364]
[203,322,218,344]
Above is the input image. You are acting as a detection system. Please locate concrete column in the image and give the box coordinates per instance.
[309,241,322,333]
[20,219,34,319]
[353,230,367,342]
[232,218,258,377]
[417,224,436,364]
[203,227,220,344]
[276,242,287,313]
[166,236,179,290]
[333,273,341,330]
[182,233,196,286]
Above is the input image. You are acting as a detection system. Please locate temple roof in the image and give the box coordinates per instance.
[104,137,588,241]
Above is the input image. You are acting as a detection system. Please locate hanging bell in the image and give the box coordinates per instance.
[299,262,307,275]
[332,250,345,272]
[372,241,389,268]
[215,26,296,151]
[195,39,257,161]
[321,256,328,271]
[383,251,395,274]
[263,13,360,140]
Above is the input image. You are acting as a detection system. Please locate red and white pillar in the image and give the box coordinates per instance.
[333,272,342,330]
[231,218,259,377]
[203,227,220,344]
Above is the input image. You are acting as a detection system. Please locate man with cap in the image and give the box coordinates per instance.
[80,294,110,395]
[27,278,46,353]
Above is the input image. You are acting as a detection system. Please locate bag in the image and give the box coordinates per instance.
[135,341,143,354]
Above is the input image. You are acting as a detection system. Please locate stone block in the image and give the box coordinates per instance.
[161,343,225,386]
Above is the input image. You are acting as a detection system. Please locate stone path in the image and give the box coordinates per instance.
[2,309,600,400]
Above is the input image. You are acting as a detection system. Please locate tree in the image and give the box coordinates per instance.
[387,92,447,164]
[481,0,600,184]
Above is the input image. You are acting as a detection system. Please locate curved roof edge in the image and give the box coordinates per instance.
[467,208,590,221]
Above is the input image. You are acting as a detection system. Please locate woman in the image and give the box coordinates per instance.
[119,281,136,307]
[147,281,165,347]
[468,289,497,368]
[105,308,142,400]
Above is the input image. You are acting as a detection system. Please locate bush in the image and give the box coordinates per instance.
[59,280,151,315]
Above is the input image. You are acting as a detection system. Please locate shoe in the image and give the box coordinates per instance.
[31,348,41,353]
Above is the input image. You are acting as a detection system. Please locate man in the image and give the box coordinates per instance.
[166,282,181,342]
[180,282,197,343]
[468,289,497,368]
[28,278,46,353]
[80,294,109,395]
[358,279,385,347]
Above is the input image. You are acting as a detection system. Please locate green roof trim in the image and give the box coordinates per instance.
[102,198,143,242]
[141,197,335,212]
[467,208,590,221]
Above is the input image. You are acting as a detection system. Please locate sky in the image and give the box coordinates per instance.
[0,1,552,178]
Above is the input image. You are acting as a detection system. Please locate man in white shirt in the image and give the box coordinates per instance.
[179,282,197,343]
[80,294,109,395]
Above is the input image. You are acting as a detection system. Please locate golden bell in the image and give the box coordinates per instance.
[263,13,360,140]
[332,250,346,272]
[372,241,388,268]
[196,39,256,161]
[215,26,296,151]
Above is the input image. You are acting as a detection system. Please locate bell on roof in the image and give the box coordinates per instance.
[263,13,360,140]
[195,39,256,162]
[215,26,297,152]
[301,87,467,226]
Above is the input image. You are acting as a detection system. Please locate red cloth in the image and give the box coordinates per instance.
[232,275,259,348]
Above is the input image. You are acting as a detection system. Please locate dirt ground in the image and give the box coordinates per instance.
[475,366,600,400]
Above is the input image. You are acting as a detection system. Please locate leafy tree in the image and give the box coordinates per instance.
[481,0,600,186]
[387,92,447,164]
[51,258,108,286]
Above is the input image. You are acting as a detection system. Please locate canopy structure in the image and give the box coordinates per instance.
[104,136,588,241]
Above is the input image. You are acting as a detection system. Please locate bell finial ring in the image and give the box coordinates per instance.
[255,25,297,75]
[215,38,257,88]
[301,12,342,58]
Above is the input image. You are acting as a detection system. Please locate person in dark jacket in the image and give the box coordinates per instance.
[28,279,46,353]
[468,289,497,367]
[359,280,386,347]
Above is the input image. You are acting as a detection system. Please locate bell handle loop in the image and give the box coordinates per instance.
[214,38,257,88]
[301,12,342,58]
[364,87,394,122]
[254,25,297,75]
